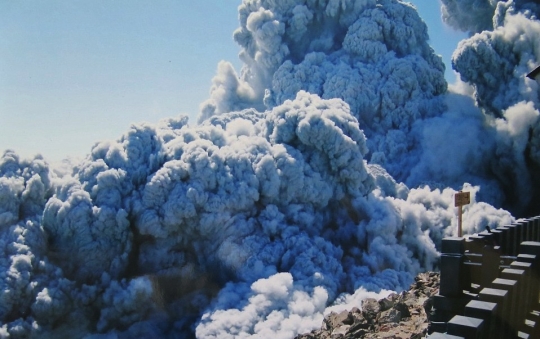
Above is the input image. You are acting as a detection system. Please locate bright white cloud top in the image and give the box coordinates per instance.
[1,0,539,338]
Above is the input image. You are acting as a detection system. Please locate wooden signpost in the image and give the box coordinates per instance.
[455,191,470,237]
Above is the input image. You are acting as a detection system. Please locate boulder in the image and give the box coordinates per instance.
[378,308,401,324]
[361,298,380,321]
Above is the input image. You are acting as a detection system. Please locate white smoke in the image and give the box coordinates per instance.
[1,0,534,338]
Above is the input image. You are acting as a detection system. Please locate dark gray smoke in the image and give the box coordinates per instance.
[440,0,497,34]
[1,0,533,338]
[448,0,540,214]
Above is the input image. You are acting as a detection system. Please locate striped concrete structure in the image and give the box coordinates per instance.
[427,217,540,339]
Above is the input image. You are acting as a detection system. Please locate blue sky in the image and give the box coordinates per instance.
[0,1,467,164]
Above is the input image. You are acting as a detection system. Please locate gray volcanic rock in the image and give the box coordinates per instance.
[295,272,440,339]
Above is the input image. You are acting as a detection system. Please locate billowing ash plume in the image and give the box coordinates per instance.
[201,0,448,185]
[1,0,534,338]
[444,0,540,213]
[199,0,540,215]
[440,0,497,34]
[0,93,513,338]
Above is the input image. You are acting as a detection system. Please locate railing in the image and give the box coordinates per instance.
[427,216,540,339]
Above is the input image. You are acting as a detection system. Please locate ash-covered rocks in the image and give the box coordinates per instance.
[295,272,440,339]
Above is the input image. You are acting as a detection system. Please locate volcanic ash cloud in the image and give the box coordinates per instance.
[0,91,513,338]
[2,0,535,337]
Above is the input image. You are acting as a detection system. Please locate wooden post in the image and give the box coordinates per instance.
[458,205,463,237]
[455,191,470,237]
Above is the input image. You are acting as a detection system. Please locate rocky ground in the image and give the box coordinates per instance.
[295,272,440,339]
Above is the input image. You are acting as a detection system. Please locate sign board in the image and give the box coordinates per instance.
[455,191,470,207]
